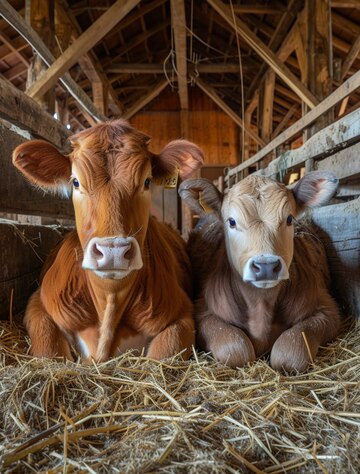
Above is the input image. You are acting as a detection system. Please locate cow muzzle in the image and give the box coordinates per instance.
[82,236,143,279]
[243,254,289,289]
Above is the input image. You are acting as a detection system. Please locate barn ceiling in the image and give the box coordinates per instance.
[1,0,360,137]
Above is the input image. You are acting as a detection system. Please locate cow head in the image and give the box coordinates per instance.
[179,172,338,289]
[13,120,203,280]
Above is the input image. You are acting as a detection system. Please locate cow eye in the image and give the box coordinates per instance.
[144,178,152,189]
[72,178,80,189]
[228,217,237,228]
[286,214,294,226]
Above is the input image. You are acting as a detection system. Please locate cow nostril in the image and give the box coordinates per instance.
[124,244,134,261]
[251,261,261,274]
[94,244,104,257]
[273,260,282,274]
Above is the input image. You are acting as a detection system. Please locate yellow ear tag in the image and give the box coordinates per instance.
[199,192,213,213]
[153,169,179,189]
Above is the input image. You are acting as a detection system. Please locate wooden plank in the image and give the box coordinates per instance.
[227,69,360,178]
[0,121,74,219]
[0,0,106,122]
[122,81,168,120]
[0,222,64,319]
[261,71,275,142]
[266,107,360,178]
[310,198,360,318]
[194,77,266,148]
[25,0,140,101]
[315,141,360,180]
[0,77,70,149]
[207,0,318,108]
[170,0,188,109]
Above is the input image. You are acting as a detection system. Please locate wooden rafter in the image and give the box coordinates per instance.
[104,20,171,67]
[122,80,168,120]
[106,63,248,74]
[55,0,123,115]
[331,0,360,6]
[0,31,29,67]
[170,0,188,110]
[194,76,265,148]
[246,0,303,105]
[0,0,106,122]
[232,5,286,14]
[227,69,360,178]
[207,0,318,109]
[26,0,140,101]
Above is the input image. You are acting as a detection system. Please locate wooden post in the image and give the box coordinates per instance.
[303,0,333,172]
[26,0,56,114]
[260,70,276,143]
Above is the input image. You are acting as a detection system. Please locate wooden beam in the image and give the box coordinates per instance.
[0,31,29,67]
[122,80,168,120]
[0,0,106,122]
[271,104,297,139]
[194,77,265,148]
[261,71,276,142]
[0,76,69,150]
[106,63,247,74]
[170,0,188,109]
[341,34,360,79]
[227,69,360,178]
[92,81,108,116]
[105,20,171,67]
[206,0,318,109]
[26,0,140,100]
[331,0,360,6]
[55,0,123,115]
[232,5,286,14]
[304,0,333,145]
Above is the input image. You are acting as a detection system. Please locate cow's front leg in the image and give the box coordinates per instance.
[24,289,73,359]
[197,308,256,368]
[146,314,195,360]
[270,309,340,373]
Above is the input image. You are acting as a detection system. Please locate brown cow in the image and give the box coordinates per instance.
[179,173,341,372]
[13,119,203,361]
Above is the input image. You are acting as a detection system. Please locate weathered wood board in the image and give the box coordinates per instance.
[0,120,74,219]
[0,221,64,319]
[310,197,360,318]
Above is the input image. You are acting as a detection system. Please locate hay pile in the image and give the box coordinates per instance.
[0,319,359,473]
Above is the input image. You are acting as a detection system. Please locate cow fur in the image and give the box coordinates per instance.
[179,174,341,373]
[13,120,204,361]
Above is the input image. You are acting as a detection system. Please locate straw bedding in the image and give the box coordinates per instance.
[0,318,359,473]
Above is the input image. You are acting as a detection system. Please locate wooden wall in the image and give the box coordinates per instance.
[131,88,240,165]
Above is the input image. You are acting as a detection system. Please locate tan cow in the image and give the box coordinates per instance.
[13,119,203,361]
[179,173,341,372]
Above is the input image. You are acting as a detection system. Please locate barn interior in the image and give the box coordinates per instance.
[0,0,360,472]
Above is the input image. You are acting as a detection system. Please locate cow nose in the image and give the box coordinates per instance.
[85,237,134,271]
[250,256,282,281]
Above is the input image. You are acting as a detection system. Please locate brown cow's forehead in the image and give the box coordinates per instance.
[224,176,294,227]
[69,121,151,194]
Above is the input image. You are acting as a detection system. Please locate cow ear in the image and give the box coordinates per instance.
[13,140,71,194]
[292,171,338,212]
[152,139,204,180]
[179,178,223,215]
